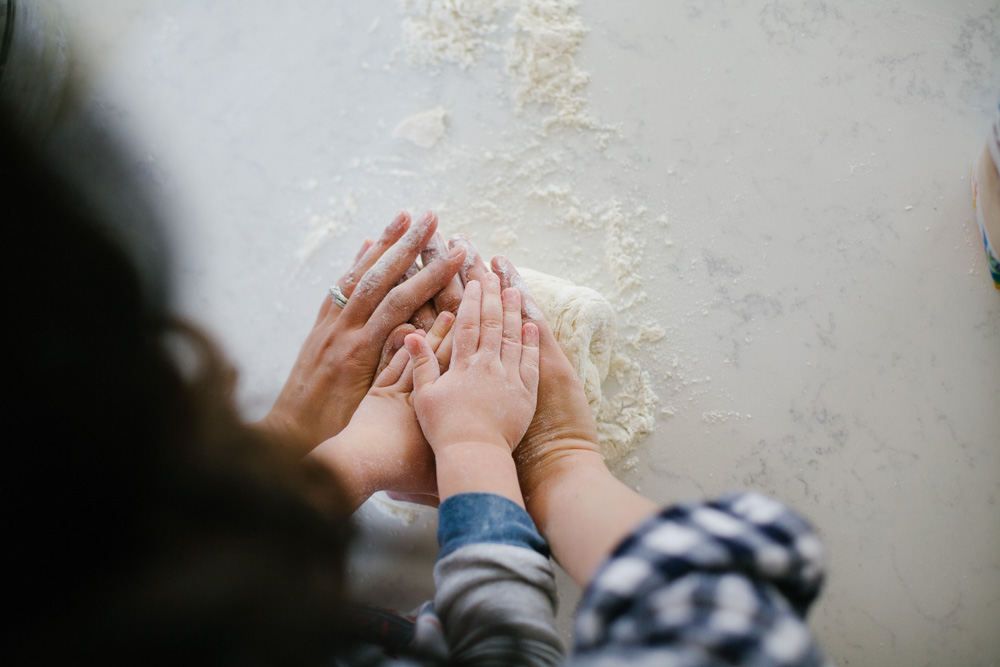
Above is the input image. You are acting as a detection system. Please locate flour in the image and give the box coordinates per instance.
[505,0,591,125]
[400,0,594,127]
[400,0,502,69]
[394,106,451,148]
[490,225,518,248]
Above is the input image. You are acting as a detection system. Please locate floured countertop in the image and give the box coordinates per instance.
[53,0,1000,663]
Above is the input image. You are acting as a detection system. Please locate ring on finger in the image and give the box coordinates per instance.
[329,284,349,309]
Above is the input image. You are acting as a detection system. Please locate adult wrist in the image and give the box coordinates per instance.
[515,438,605,504]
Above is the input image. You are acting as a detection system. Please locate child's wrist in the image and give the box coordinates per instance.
[435,442,523,508]
[306,430,380,512]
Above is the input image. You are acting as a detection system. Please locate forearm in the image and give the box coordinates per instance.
[305,434,379,512]
[435,443,524,508]
[522,444,658,586]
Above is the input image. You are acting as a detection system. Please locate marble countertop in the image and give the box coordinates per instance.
[52,0,1000,663]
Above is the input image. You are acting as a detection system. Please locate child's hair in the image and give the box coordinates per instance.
[2,111,355,665]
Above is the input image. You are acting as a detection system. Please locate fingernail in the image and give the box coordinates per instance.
[388,212,409,233]
[447,246,464,260]
[419,210,435,225]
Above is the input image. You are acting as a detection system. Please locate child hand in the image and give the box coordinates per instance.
[306,312,455,511]
[406,273,540,456]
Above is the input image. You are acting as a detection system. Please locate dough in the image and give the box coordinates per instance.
[518,268,616,415]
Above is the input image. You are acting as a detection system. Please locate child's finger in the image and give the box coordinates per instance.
[519,323,540,395]
[500,287,523,368]
[373,344,411,389]
[406,333,441,390]
[453,280,482,363]
[478,273,504,356]
[425,310,456,353]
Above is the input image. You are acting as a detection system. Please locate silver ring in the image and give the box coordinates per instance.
[329,284,349,309]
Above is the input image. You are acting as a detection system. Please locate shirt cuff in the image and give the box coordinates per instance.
[437,493,550,560]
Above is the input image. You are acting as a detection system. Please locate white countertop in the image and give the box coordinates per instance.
[54,0,1000,663]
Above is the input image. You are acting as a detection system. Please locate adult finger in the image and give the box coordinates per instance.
[353,237,375,264]
[338,212,410,298]
[315,237,375,326]
[422,232,464,314]
[406,333,440,391]
[478,273,504,356]
[500,287,523,369]
[399,262,438,331]
[425,311,456,353]
[453,280,482,363]
[375,323,417,380]
[491,255,548,330]
[520,323,540,395]
[373,344,411,389]
[363,244,466,342]
[411,302,438,333]
[342,211,439,328]
[448,233,489,285]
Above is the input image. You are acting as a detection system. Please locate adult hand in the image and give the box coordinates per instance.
[257,211,467,455]
[307,312,456,511]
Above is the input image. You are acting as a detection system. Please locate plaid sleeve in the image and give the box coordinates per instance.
[572,492,830,666]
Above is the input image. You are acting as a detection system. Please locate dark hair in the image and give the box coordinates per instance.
[1,114,353,665]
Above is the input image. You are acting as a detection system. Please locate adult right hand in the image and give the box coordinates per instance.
[257,211,467,455]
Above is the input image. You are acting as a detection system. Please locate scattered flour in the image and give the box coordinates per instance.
[505,0,592,125]
[295,209,348,265]
[394,106,451,148]
[490,225,519,248]
[399,0,596,127]
[400,0,502,69]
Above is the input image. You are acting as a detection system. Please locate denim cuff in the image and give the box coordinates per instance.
[437,493,550,560]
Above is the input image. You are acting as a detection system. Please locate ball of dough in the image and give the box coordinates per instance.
[518,268,617,415]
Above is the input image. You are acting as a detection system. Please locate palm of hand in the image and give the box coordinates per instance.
[350,373,436,499]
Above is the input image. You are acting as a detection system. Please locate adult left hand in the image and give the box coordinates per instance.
[257,211,466,454]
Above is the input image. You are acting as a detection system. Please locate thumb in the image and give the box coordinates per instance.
[405,333,440,391]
